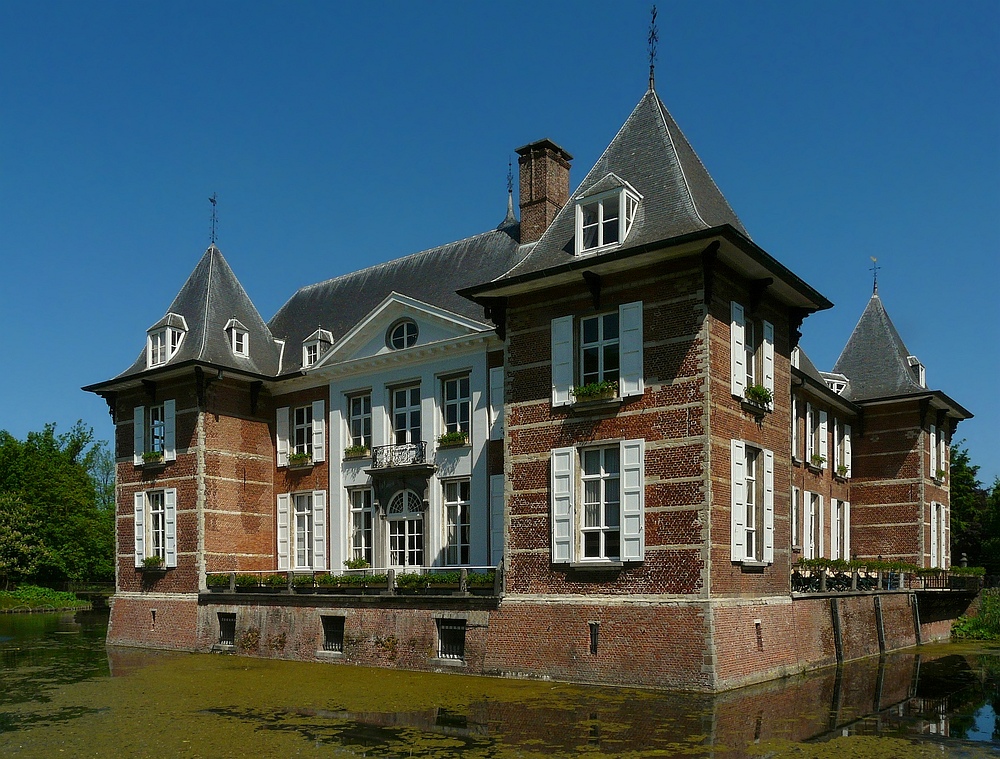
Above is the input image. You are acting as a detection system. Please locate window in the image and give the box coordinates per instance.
[225,319,249,358]
[550,439,644,564]
[218,612,236,646]
[387,490,423,568]
[930,423,946,481]
[551,301,643,406]
[730,440,774,564]
[437,619,466,661]
[444,480,471,565]
[348,394,372,448]
[349,488,374,566]
[387,319,418,350]
[831,499,851,560]
[442,375,471,437]
[302,328,333,368]
[806,403,828,468]
[791,487,801,547]
[276,490,326,571]
[133,489,177,568]
[393,386,421,444]
[791,396,800,460]
[574,184,640,255]
[489,366,504,441]
[322,616,345,653]
[132,401,176,464]
[275,402,325,466]
[803,492,823,559]
[305,343,319,367]
[146,317,186,368]
[730,302,774,403]
[930,502,946,568]
[833,420,853,477]
[293,406,313,457]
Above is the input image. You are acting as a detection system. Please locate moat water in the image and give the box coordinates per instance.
[1,610,997,758]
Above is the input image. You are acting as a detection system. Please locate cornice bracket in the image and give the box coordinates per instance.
[582,270,601,310]
[480,297,508,341]
[250,381,263,416]
[748,278,774,315]
[141,380,157,403]
[700,241,720,306]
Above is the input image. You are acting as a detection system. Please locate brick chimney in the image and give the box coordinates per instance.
[515,139,573,244]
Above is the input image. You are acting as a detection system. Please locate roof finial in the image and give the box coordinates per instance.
[209,193,218,246]
[503,156,516,224]
[869,256,880,295]
[648,5,658,91]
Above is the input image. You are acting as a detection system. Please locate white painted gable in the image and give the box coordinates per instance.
[313,292,489,366]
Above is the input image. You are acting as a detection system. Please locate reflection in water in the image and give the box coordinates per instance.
[0,611,997,757]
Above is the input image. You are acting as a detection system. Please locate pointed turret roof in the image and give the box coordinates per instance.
[497,87,748,280]
[107,246,282,383]
[833,292,925,401]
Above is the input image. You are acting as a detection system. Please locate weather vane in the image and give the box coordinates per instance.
[507,157,513,196]
[648,5,658,91]
[870,256,880,294]
[209,193,218,246]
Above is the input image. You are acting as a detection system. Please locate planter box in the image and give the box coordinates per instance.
[207,585,230,593]
[343,449,371,461]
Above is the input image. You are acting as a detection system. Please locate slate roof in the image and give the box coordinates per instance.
[108,246,282,383]
[832,292,924,401]
[267,221,523,372]
[496,87,747,281]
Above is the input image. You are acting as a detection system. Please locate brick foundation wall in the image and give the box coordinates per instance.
[107,595,200,650]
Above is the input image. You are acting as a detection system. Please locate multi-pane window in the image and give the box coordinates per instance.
[393,386,421,445]
[304,342,319,367]
[148,404,165,454]
[149,330,167,366]
[349,488,374,566]
[744,318,757,393]
[148,490,166,561]
[444,480,471,565]
[437,619,466,661]
[581,446,621,560]
[744,447,761,560]
[388,320,418,350]
[576,189,639,254]
[293,406,313,456]
[580,313,620,387]
[348,394,372,448]
[442,376,471,437]
[387,490,423,568]
[232,328,248,357]
[294,493,313,568]
[809,493,821,559]
[791,487,801,547]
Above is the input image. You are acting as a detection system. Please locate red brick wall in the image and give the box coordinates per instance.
[107,596,200,650]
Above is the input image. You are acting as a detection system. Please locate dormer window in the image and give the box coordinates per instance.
[225,319,249,358]
[146,314,187,368]
[302,328,333,368]
[574,180,640,256]
[907,356,926,388]
[387,319,418,350]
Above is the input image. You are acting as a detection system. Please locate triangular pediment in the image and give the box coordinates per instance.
[311,292,490,368]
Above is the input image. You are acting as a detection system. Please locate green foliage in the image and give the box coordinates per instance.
[343,557,370,569]
[466,570,496,587]
[394,572,424,590]
[141,555,164,570]
[142,451,164,463]
[424,571,462,585]
[0,584,89,610]
[343,444,370,458]
[949,442,1000,576]
[234,574,260,587]
[0,422,113,586]
[437,431,468,447]
[570,381,618,401]
[744,384,773,407]
[292,574,314,587]
[287,452,311,466]
[262,573,287,588]
[953,589,1000,640]
[206,573,230,587]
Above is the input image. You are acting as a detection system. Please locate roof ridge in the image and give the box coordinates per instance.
[651,90,709,230]
[198,246,215,359]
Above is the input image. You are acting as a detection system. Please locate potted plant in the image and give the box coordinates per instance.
[344,557,370,570]
[394,572,424,593]
[935,469,946,481]
[571,380,618,403]
[206,573,231,591]
[437,431,469,448]
[810,453,826,468]
[344,444,371,460]
[263,573,288,591]
[142,450,164,465]
[744,384,773,409]
[467,570,497,595]
[288,452,312,467]
[836,464,849,478]
[140,555,165,572]
[423,570,462,592]
[235,573,262,591]
[292,574,316,593]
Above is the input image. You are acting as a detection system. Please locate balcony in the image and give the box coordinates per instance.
[371,442,428,469]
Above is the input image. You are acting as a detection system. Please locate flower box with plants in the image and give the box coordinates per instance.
[743,384,773,410]
[235,574,264,591]
[570,381,618,404]
[422,571,463,592]
[262,573,289,591]
[935,469,946,482]
[206,573,232,591]
[393,572,426,593]
[467,570,497,595]
[141,451,165,466]
[836,464,850,479]
[343,444,371,460]
[140,555,166,573]
[292,574,316,592]
[287,452,312,468]
[809,454,826,471]
[437,431,469,449]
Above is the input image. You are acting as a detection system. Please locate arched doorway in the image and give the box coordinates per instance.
[386,489,424,569]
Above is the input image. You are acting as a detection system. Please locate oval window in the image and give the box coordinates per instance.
[388,320,418,350]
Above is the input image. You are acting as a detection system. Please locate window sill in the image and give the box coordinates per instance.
[316,650,344,659]
[737,560,768,573]
[568,560,626,570]
[932,477,945,486]
[806,463,824,475]
[343,449,371,461]
[569,396,622,415]
[792,456,802,467]
[137,457,168,470]
[739,399,772,419]
[437,441,470,451]
[138,565,169,575]
[430,657,467,668]
[834,474,850,483]
[286,460,314,471]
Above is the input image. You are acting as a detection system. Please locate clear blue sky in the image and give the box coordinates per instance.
[1,1,997,482]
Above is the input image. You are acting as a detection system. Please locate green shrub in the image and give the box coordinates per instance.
[343,557,370,570]
[206,573,230,587]
[953,589,1000,640]
[424,571,462,585]
[235,574,260,588]
[437,431,468,447]
[394,572,424,590]
[292,574,314,587]
[467,571,496,587]
[262,573,287,588]
[571,381,618,401]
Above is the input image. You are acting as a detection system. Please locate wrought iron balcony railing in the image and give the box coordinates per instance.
[371,442,428,469]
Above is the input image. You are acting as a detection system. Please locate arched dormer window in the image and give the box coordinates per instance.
[574,174,641,256]
[302,328,333,368]
[147,313,187,368]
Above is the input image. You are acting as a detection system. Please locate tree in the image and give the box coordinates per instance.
[949,442,1000,576]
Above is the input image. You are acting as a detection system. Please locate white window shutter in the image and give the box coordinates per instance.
[620,438,645,562]
[830,499,839,560]
[489,366,504,441]
[929,502,938,567]
[163,399,176,461]
[818,495,825,558]
[763,448,774,563]
[490,474,504,566]
[929,424,937,475]
[730,302,746,397]
[312,490,326,570]
[843,501,851,560]
[806,403,814,457]
[276,494,290,570]
[819,410,828,467]
[164,488,177,567]
[550,446,576,563]
[618,301,644,398]
[311,400,326,462]
[730,439,746,561]
[762,320,775,397]
[551,316,574,407]
[791,396,799,460]
[276,407,290,467]
[804,493,813,559]
[134,492,146,567]
[133,406,145,465]
[844,424,852,477]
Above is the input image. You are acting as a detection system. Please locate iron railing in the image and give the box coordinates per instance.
[371,442,427,468]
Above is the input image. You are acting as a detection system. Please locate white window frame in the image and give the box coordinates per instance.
[387,489,424,569]
[831,499,851,561]
[580,445,622,562]
[133,488,177,568]
[579,312,620,388]
[132,401,176,464]
[302,328,333,369]
[730,440,774,564]
[304,341,320,368]
[574,186,640,256]
[387,319,418,350]
[392,385,421,445]
[348,488,374,566]
[225,319,249,358]
[791,396,800,461]
[550,438,644,565]
[147,325,185,368]
[347,394,372,449]
[276,401,325,467]
[791,486,801,548]
[730,302,774,402]
[443,479,471,566]
[442,375,471,437]
[804,492,824,559]
[293,405,313,457]
[277,490,326,571]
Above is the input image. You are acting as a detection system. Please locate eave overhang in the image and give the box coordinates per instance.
[82,359,277,396]
[459,224,832,313]
[791,366,861,417]
[850,389,973,421]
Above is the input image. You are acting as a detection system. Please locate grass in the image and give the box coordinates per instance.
[952,588,1000,640]
[0,584,89,611]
